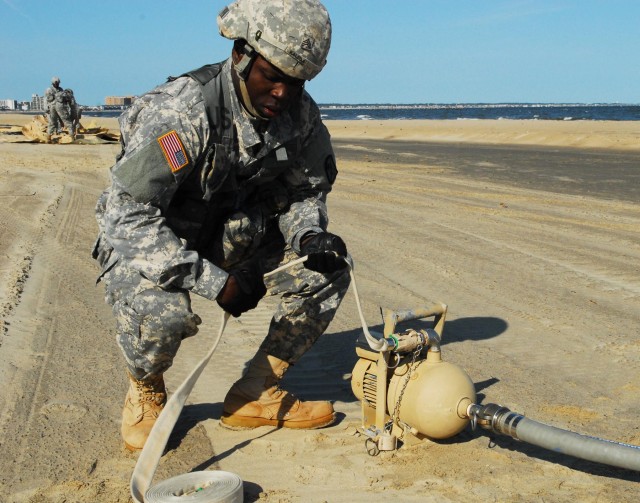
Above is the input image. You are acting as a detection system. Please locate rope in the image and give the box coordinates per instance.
[129,254,383,501]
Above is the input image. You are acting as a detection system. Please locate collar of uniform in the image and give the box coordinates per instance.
[224,58,299,164]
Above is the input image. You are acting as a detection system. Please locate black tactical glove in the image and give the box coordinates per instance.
[216,263,267,318]
[300,232,348,273]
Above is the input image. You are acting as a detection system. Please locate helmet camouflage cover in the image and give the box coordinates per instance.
[51,76,61,85]
[217,0,332,81]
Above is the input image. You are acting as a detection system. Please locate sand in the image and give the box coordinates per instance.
[0,114,639,502]
[328,118,640,151]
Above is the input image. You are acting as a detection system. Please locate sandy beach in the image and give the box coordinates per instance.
[0,114,639,502]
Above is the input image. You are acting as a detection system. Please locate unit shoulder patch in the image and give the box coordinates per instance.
[158,130,188,172]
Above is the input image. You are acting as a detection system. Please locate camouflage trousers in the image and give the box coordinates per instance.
[48,103,75,136]
[46,107,61,134]
[100,223,350,381]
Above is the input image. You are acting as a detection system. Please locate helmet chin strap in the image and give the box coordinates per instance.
[233,45,270,121]
[236,75,269,121]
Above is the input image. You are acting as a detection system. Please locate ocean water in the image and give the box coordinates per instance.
[318,103,640,121]
[82,103,640,121]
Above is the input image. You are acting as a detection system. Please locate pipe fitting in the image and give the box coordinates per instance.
[467,402,640,471]
[390,327,441,355]
[468,403,512,432]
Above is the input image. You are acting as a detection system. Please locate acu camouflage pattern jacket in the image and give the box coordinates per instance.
[93,58,338,302]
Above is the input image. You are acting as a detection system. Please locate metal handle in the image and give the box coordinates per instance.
[383,304,448,337]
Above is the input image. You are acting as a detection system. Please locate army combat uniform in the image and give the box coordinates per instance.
[45,85,62,134]
[64,89,81,132]
[46,84,76,137]
[93,58,350,381]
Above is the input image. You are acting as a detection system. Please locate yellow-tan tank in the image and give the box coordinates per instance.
[352,348,475,441]
[386,350,476,439]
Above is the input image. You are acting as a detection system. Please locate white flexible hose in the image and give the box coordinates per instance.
[341,255,389,351]
[130,254,384,502]
[130,312,233,503]
[144,471,243,503]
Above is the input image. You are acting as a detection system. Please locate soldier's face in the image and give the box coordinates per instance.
[242,54,305,119]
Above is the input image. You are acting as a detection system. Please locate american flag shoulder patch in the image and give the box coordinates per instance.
[157,130,188,172]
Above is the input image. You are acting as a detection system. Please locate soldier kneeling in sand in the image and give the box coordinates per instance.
[93,0,349,451]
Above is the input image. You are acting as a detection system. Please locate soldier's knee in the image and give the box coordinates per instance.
[114,291,202,375]
[114,289,201,344]
[132,289,201,340]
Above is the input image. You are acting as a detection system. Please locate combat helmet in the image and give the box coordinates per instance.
[217,0,331,81]
[51,76,60,85]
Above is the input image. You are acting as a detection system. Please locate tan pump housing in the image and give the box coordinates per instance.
[351,304,476,448]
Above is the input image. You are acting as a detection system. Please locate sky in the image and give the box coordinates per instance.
[1,0,639,106]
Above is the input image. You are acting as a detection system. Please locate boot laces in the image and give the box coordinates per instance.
[132,380,165,419]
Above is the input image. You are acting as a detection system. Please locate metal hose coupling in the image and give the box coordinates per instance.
[467,402,640,471]
[388,328,441,354]
[467,403,525,439]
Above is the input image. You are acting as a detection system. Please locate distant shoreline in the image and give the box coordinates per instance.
[3,102,640,121]
[2,112,638,151]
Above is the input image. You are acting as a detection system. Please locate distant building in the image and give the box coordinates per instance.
[0,99,17,110]
[105,96,135,106]
[31,94,46,111]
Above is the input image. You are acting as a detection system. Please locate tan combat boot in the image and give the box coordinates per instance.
[221,351,336,430]
[121,372,166,451]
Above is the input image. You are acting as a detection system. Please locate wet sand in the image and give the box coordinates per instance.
[332,138,640,202]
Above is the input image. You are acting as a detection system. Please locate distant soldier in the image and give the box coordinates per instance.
[44,76,62,141]
[45,76,76,142]
[64,88,81,133]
